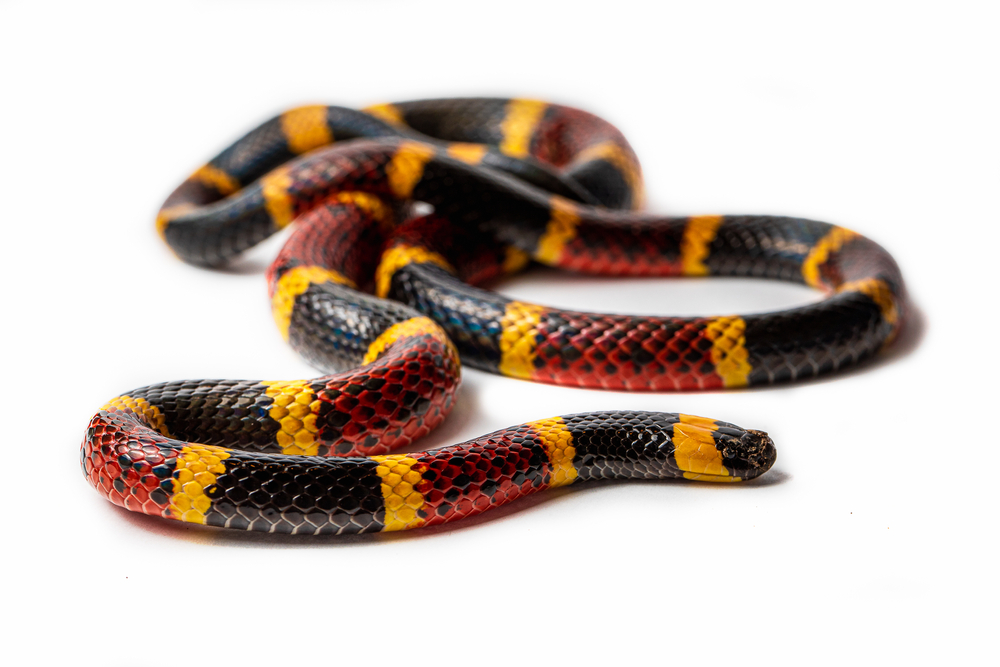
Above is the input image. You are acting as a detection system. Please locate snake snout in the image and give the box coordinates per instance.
[721,429,777,480]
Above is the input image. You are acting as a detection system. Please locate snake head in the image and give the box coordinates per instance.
[672,419,777,483]
[717,428,777,481]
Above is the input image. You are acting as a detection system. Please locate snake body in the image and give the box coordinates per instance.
[81,98,903,534]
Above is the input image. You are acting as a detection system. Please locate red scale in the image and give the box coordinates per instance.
[415,435,552,527]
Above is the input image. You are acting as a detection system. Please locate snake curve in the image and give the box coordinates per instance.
[81,98,904,535]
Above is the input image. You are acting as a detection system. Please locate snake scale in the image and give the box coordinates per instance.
[81,98,904,534]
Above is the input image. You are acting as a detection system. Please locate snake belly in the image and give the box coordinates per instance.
[81,97,904,533]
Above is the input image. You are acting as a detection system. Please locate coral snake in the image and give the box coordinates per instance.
[81,98,904,535]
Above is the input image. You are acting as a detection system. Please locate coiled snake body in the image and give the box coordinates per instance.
[81,98,903,534]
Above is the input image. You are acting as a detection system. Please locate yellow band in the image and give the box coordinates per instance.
[680,215,724,276]
[502,246,532,275]
[372,455,426,531]
[802,226,859,288]
[363,316,451,365]
[280,105,333,155]
[535,196,581,266]
[271,265,356,341]
[838,277,900,347]
[192,164,239,196]
[386,141,436,199]
[374,244,455,298]
[155,203,196,241]
[101,395,170,437]
[446,142,489,165]
[261,380,322,456]
[673,415,739,482]
[704,316,751,388]
[168,444,231,524]
[363,103,405,126]
[261,167,295,229]
[498,301,545,379]
[328,191,394,227]
[500,99,547,158]
[571,141,645,208]
[528,417,578,487]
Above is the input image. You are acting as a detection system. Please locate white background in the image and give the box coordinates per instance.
[2,1,997,664]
